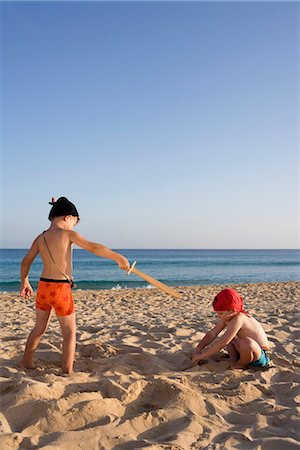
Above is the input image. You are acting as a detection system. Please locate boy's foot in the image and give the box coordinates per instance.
[18,360,37,370]
[230,362,248,371]
[61,367,73,376]
[213,354,233,362]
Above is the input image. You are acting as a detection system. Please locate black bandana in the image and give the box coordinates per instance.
[48,197,79,221]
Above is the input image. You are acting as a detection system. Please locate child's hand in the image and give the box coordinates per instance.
[20,282,33,299]
[191,351,203,367]
[116,255,130,271]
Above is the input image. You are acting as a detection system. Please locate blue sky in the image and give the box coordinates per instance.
[1,1,299,249]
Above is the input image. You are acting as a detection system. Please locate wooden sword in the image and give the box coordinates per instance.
[127,261,181,299]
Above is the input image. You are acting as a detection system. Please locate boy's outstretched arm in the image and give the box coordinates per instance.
[20,237,39,298]
[70,232,130,271]
[194,321,226,353]
[192,316,243,364]
[192,321,225,364]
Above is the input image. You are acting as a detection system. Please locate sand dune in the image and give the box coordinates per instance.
[0,282,299,449]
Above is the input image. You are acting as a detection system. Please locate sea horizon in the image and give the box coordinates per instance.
[1,248,299,250]
[1,248,299,292]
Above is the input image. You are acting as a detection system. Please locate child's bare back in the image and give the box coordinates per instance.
[37,228,74,280]
[228,313,270,350]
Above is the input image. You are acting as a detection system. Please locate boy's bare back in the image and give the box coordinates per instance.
[224,313,270,350]
[36,229,74,280]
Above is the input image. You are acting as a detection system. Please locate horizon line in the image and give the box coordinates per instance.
[0,248,299,251]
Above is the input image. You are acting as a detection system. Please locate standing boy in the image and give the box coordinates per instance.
[192,288,270,370]
[20,197,130,374]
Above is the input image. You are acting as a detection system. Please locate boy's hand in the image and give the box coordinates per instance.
[116,255,130,271]
[191,350,203,367]
[20,282,33,299]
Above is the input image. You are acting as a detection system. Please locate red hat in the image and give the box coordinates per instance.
[213,289,248,315]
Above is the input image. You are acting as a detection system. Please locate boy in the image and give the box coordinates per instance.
[20,197,130,374]
[192,288,270,370]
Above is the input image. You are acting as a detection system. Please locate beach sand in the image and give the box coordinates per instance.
[0,282,299,449]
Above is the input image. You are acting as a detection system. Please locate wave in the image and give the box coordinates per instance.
[1,274,299,293]
[0,279,162,293]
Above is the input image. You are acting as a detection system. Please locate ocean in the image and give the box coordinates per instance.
[0,249,299,292]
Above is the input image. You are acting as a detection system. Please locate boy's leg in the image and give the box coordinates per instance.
[226,337,240,362]
[231,337,262,370]
[57,313,76,374]
[20,309,52,369]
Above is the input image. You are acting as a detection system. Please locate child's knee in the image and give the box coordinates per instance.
[239,337,260,353]
[62,327,76,340]
[226,337,239,353]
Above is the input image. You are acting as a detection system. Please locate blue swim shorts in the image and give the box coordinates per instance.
[250,348,270,368]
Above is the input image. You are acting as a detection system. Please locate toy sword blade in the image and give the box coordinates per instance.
[127,261,181,299]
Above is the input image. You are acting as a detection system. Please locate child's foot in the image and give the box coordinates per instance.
[19,360,37,370]
[230,362,248,371]
[213,354,232,362]
[61,367,73,376]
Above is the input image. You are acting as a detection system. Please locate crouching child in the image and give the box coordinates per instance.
[192,288,270,370]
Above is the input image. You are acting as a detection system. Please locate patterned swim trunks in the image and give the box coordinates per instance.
[36,278,75,316]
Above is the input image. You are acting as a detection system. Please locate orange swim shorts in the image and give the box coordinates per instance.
[36,278,75,316]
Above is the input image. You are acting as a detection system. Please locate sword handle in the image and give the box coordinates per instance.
[127,261,137,275]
